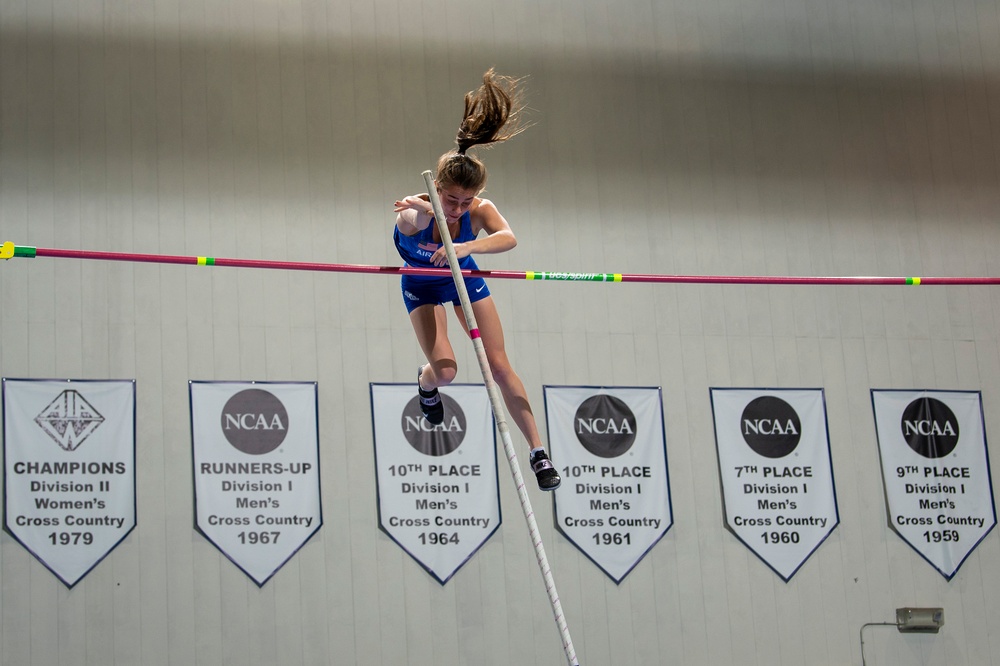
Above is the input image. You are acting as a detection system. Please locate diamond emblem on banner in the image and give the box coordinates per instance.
[34,390,105,451]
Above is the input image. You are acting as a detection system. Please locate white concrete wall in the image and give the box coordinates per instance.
[1,0,999,664]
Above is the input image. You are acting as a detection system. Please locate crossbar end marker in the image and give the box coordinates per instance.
[1,242,35,260]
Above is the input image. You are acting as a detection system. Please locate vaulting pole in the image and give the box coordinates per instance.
[421,171,580,666]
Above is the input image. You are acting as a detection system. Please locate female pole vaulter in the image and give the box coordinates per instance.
[392,69,561,491]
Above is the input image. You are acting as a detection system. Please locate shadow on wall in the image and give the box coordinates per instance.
[2,24,998,210]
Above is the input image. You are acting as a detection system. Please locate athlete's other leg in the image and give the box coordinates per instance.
[452,296,561,490]
[454,296,543,450]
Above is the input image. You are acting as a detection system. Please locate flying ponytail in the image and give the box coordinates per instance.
[436,69,530,192]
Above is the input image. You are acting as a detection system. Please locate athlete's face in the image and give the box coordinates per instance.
[436,184,477,223]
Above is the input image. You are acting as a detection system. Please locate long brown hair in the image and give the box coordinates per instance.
[435,69,530,193]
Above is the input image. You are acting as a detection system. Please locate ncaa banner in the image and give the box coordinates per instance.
[3,378,136,588]
[871,390,996,579]
[370,383,500,585]
[710,388,839,582]
[544,386,672,583]
[190,381,321,586]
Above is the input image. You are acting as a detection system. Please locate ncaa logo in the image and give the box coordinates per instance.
[220,389,289,455]
[900,397,959,458]
[401,394,467,456]
[740,396,801,458]
[574,394,637,458]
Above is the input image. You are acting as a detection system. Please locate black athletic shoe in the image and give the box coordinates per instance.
[530,450,561,491]
[417,367,444,425]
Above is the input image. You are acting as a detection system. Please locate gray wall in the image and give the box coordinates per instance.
[2,0,999,664]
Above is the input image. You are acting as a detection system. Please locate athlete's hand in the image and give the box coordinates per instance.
[393,195,433,217]
[429,242,471,267]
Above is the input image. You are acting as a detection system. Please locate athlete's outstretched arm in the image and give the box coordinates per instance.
[394,194,434,234]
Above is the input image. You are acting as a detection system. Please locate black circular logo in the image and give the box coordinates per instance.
[740,396,801,458]
[402,393,466,456]
[900,397,959,458]
[221,389,289,455]
[573,395,637,458]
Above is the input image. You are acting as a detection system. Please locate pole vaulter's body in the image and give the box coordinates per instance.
[391,69,577,664]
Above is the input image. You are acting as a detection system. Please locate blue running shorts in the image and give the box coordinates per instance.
[400,275,491,313]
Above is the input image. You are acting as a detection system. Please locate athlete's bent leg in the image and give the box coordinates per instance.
[409,303,458,390]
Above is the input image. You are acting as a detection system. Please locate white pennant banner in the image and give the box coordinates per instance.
[872,389,996,579]
[3,378,136,587]
[370,383,500,585]
[190,381,322,586]
[711,388,839,581]
[545,386,672,583]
